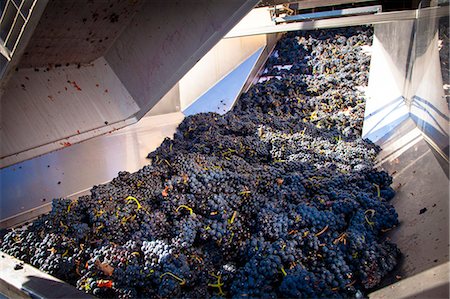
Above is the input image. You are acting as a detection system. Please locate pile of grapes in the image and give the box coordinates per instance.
[1,26,400,298]
[439,16,449,107]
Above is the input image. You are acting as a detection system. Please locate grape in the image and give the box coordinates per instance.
[0,26,401,298]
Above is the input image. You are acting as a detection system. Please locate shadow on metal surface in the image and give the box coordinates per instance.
[22,275,93,298]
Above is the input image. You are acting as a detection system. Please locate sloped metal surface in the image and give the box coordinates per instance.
[183,47,264,116]
[18,0,144,68]
[0,0,259,168]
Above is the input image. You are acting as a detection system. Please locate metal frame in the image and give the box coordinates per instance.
[1,0,261,169]
[225,6,448,38]
[0,252,93,298]
[0,0,38,61]
[273,5,382,23]
[294,0,377,10]
[258,0,375,9]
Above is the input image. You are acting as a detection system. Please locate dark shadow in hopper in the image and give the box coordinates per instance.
[22,275,94,298]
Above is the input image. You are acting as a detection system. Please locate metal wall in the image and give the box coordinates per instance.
[409,4,449,160]
[0,0,259,168]
[362,20,414,142]
[362,5,449,166]
[179,34,268,110]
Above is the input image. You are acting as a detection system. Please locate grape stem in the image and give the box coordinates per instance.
[381,226,395,233]
[95,223,104,232]
[333,232,347,245]
[364,209,376,227]
[67,200,77,213]
[60,221,69,233]
[160,272,186,285]
[238,190,251,196]
[228,211,237,224]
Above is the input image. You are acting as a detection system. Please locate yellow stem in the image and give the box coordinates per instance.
[67,200,77,213]
[125,196,142,211]
[208,274,225,296]
[229,211,237,224]
[60,221,69,230]
[365,209,376,226]
[238,190,251,195]
[176,205,193,215]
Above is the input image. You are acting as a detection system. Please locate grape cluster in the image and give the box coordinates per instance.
[0,26,401,298]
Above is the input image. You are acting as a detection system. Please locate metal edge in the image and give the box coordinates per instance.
[274,5,382,23]
[0,117,138,169]
[180,45,266,114]
[0,277,31,299]
[225,7,448,38]
[0,0,49,91]
[133,0,261,120]
[0,111,185,226]
[0,252,94,299]
[242,33,282,93]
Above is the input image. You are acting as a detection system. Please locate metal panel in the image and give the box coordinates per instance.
[362,4,448,160]
[370,263,449,298]
[179,34,268,110]
[17,0,144,68]
[225,7,448,38]
[0,252,94,298]
[274,5,382,23]
[1,57,140,167]
[370,118,449,294]
[225,7,275,39]
[362,20,414,142]
[257,0,375,9]
[145,83,181,117]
